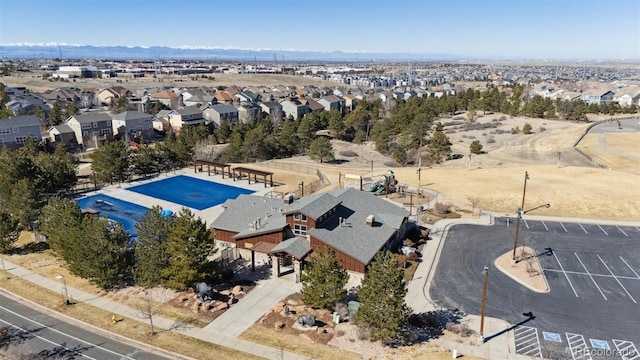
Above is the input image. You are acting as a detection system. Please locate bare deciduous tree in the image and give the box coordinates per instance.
[135,289,161,335]
[467,196,481,216]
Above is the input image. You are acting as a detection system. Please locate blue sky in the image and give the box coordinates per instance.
[1,0,638,60]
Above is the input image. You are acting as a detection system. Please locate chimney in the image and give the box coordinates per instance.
[284,193,295,204]
[339,217,343,226]
[365,215,375,227]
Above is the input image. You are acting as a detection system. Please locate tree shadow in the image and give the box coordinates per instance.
[36,342,94,359]
[407,308,466,341]
[8,241,50,255]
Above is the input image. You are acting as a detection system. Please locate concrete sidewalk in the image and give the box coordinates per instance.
[204,278,301,337]
[1,259,310,360]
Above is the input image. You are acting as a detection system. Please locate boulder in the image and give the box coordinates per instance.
[213,302,229,312]
[220,290,231,296]
[274,321,285,330]
[287,299,299,306]
[271,301,285,313]
[231,286,244,295]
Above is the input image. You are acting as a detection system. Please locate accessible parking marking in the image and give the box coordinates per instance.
[589,338,610,350]
[566,333,593,360]
[542,331,562,342]
[574,253,607,300]
[513,326,542,358]
[612,339,640,360]
[597,255,637,304]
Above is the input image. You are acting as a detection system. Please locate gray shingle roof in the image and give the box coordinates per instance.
[69,112,111,124]
[174,106,202,116]
[0,115,41,128]
[269,237,311,260]
[211,195,288,236]
[210,104,238,114]
[110,111,152,122]
[283,193,341,220]
[51,124,74,134]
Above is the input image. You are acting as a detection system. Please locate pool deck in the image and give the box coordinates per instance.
[85,168,273,227]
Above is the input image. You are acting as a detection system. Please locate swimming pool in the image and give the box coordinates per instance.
[76,194,149,239]
[127,175,255,210]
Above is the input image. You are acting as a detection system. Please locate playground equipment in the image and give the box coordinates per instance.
[368,170,398,195]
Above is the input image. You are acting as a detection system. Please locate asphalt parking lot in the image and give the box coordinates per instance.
[430,218,640,360]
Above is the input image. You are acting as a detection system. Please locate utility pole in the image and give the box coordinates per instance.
[370,160,374,176]
[479,266,489,342]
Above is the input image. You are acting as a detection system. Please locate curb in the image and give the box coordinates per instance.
[0,287,197,360]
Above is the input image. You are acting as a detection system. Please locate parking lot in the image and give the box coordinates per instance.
[430,218,640,360]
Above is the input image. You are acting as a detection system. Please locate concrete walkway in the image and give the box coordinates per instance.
[1,259,310,360]
[204,278,301,337]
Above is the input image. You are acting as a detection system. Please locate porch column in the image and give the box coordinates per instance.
[271,255,280,278]
[293,259,302,283]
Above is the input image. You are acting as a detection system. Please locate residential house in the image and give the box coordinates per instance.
[48,124,78,149]
[0,115,43,149]
[304,98,325,112]
[168,106,206,132]
[149,90,182,109]
[234,90,261,104]
[580,89,615,105]
[279,97,309,120]
[98,88,119,106]
[318,95,345,114]
[203,104,239,127]
[6,94,48,116]
[211,188,410,277]
[153,109,172,132]
[213,91,235,104]
[110,111,154,141]
[260,101,284,125]
[66,112,113,150]
[237,103,262,124]
[182,88,214,107]
[615,92,640,107]
[343,94,359,113]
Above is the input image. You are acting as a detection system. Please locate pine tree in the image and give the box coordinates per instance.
[308,137,334,163]
[355,251,411,344]
[469,140,483,155]
[39,197,83,255]
[163,208,215,290]
[0,211,18,253]
[134,206,173,287]
[426,123,452,163]
[301,247,348,310]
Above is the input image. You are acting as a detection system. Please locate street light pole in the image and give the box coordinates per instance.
[479,266,489,342]
[416,167,421,188]
[512,171,529,261]
[299,181,304,197]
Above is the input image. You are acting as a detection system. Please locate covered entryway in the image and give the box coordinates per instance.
[268,237,312,283]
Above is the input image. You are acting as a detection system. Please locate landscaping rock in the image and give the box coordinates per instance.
[220,290,231,296]
[231,286,244,295]
[287,299,299,306]
[272,301,285,312]
[274,321,285,330]
[213,302,228,312]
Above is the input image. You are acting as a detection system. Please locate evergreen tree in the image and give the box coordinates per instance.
[307,137,334,163]
[0,211,19,253]
[301,247,348,310]
[49,102,63,125]
[426,123,452,163]
[469,140,483,154]
[39,197,83,257]
[355,251,411,344]
[89,140,129,184]
[392,144,408,165]
[130,143,159,177]
[163,208,215,290]
[134,206,173,287]
[64,102,79,118]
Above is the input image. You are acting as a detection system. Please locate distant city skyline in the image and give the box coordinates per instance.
[1,0,639,60]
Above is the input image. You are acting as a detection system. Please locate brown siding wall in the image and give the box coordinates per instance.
[309,236,365,273]
[214,229,237,243]
[237,230,285,249]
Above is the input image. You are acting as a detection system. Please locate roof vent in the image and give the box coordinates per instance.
[339,217,343,226]
[249,223,255,230]
[257,217,262,227]
[284,193,295,204]
[365,215,375,227]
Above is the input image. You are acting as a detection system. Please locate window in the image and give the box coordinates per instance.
[81,123,92,129]
[15,136,27,144]
[293,213,300,221]
[107,120,112,126]
[0,138,4,144]
[100,128,111,136]
[0,128,10,135]
[293,224,307,236]
[93,122,98,128]
[12,127,19,133]
[301,214,307,221]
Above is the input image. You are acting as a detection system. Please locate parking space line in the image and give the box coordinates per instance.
[620,256,640,279]
[616,226,629,237]
[574,253,607,300]
[513,326,542,358]
[636,226,640,232]
[541,221,548,231]
[597,225,608,236]
[560,222,568,232]
[566,333,593,360]
[579,224,588,234]
[524,219,529,229]
[552,252,579,297]
[597,255,637,304]
[543,268,640,280]
[612,339,640,360]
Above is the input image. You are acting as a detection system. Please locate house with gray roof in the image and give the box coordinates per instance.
[168,106,206,132]
[110,111,154,140]
[48,124,77,149]
[202,104,239,127]
[211,188,410,274]
[0,115,43,150]
[66,112,113,150]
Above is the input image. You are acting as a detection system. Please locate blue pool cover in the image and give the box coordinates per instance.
[76,194,149,240]
[127,175,254,210]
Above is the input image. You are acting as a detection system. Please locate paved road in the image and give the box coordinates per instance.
[589,118,640,133]
[0,292,175,360]
[430,219,640,359]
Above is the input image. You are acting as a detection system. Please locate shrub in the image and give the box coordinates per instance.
[538,126,546,133]
[487,138,496,144]
[522,123,532,134]
[338,150,358,157]
[434,202,450,215]
[511,126,520,134]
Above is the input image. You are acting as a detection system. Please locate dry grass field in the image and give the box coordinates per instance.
[576,132,640,175]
